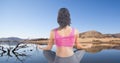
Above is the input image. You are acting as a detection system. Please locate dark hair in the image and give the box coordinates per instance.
[57,8,71,29]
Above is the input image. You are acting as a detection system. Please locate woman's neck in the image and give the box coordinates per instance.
[59,25,71,30]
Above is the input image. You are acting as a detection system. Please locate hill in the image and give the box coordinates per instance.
[80,30,120,38]
[0,37,23,42]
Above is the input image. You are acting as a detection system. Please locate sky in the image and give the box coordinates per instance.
[0,0,120,39]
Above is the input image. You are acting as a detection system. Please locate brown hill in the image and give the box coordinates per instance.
[79,31,120,38]
[113,33,120,38]
[79,30,104,38]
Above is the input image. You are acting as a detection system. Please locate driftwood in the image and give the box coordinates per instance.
[0,42,30,63]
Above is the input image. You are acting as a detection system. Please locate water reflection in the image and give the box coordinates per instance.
[0,42,120,63]
[80,43,120,53]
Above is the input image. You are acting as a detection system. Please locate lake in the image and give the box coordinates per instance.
[0,42,120,63]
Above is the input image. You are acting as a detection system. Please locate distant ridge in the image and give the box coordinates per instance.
[0,37,23,42]
[112,33,120,38]
[0,31,120,42]
[79,30,120,38]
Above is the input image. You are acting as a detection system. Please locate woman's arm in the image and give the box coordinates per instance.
[75,29,92,49]
[75,29,83,49]
[38,30,54,50]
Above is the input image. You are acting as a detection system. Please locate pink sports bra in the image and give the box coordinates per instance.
[54,28,75,47]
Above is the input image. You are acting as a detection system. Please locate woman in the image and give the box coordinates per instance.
[38,8,86,63]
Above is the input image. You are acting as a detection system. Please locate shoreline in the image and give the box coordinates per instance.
[23,38,120,45]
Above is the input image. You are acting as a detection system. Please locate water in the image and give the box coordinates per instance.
[81,50,120,63]
[0,42,120,63]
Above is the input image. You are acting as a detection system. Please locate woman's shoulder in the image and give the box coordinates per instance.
[50,28,58,33]
[51,28,58,31]
[72,28,79,34]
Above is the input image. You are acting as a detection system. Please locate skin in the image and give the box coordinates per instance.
[38,25,91,57]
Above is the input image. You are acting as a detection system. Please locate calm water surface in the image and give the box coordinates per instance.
[0,42,120,63]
